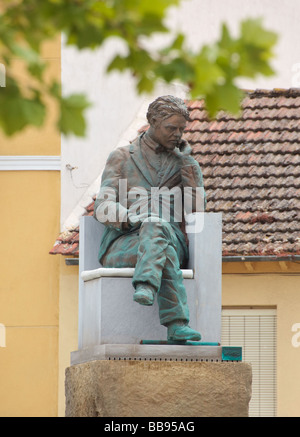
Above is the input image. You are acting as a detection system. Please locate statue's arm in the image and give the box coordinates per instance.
[93,148,131,231]
[177,144,207,212]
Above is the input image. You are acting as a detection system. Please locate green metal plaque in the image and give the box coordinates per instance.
[221,346,242,361]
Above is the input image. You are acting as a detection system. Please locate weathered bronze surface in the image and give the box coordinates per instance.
[94,95,206,341]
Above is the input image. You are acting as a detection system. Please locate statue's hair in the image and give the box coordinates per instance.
[146,95,190,125]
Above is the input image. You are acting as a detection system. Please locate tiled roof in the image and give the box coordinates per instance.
[49,201,94,257]
[50,88,300,258]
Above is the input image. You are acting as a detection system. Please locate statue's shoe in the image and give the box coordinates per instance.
[133,286,155,306]
[167,323,201,342]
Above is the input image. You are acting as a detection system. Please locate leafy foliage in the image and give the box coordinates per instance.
[0,0,277,137]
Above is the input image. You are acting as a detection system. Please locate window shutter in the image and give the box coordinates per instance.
[222,309,277,417]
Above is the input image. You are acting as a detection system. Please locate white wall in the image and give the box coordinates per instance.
[61,0,300,231]
[61,38,145,229]
[173,0,300,89]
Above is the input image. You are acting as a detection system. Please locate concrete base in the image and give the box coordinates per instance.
[71,343,222,365]
[65,359,252,417]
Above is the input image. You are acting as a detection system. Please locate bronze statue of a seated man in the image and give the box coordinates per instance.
[94,95,206,342]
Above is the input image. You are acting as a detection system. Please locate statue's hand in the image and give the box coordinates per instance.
[128,211,162,225]
[178,139,190,152]
[171,140,195,166]
[142,214,165,223]
[128,211,147,225]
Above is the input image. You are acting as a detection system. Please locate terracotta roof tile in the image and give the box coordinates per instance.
[50,88,300,259]
[187,88,300,257]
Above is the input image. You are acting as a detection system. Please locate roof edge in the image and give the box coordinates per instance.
[242,87,300,97]
[64,255,300,266]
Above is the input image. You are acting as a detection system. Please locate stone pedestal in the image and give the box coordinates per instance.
[67,213,251,417]
[78,213,222,348]
[65,359,252,417]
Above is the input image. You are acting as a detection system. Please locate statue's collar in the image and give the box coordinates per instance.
[142,131,158,151]
[128,135,154,185]
[129,132,192,157]
[129,135,141,153]
[129,133,149,154]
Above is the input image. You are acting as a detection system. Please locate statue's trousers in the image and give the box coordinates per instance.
[101,219,190,326]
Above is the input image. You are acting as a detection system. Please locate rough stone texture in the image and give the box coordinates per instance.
[65,360,252,417]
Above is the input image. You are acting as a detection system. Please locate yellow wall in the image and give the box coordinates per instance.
[58,259,78,417]
[0,38,61,416]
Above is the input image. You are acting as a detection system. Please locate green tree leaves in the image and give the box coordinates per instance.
[0,77,46,135]
[59,94,91,137]
[0,0,277,137]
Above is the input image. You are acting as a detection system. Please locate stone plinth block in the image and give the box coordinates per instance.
[65,360,252,417]
[78,213,222,348]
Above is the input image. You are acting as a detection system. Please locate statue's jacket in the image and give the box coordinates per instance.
[94,133,206,264]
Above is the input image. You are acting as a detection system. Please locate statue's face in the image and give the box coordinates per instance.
[150,114,187,151]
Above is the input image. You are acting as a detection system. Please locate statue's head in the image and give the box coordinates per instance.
[146,95,190,151]
[146,95,190,126]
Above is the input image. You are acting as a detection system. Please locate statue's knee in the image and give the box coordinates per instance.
[165,244,179,262]
[142,216,170,228]
[141,217,174,236]
[142,216,164,225]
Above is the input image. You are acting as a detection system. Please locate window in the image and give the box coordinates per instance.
[222,308,277,417]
